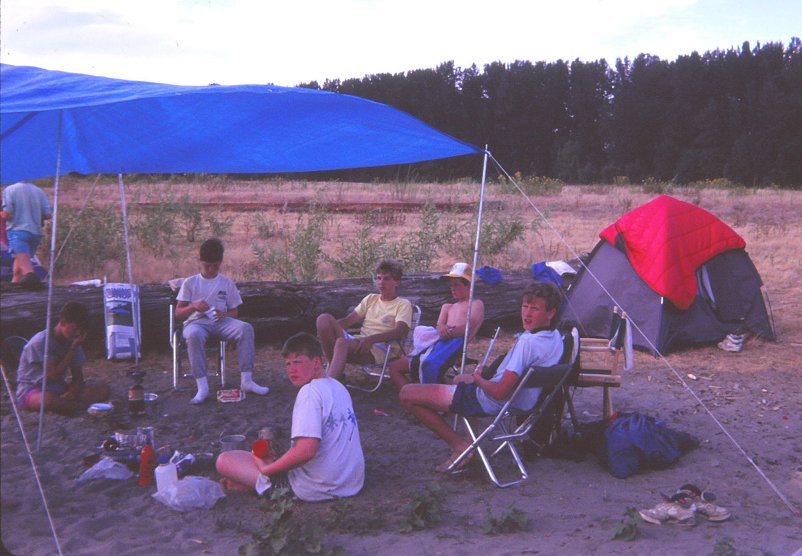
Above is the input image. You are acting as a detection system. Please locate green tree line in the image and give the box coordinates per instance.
[297,38,801,187]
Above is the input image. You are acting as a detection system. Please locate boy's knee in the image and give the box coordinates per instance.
[237,321,254,340]
[316,313,335,332]
[215,452,230,473]
[184,327,204,344]
[333,336,353,354]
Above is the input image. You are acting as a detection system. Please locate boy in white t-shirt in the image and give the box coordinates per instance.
[175,238,269,404]
[316,259,413,380]
[400,282,564,473]
[215,333,364,501]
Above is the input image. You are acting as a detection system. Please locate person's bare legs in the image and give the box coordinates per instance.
[389,357,411,389]
[327,337,373,380]
[400,384,471,466]
[316,313,343,364]
[12,253,34,283]
[23,391,79,415]
[216,450,262,492]
[23,383,109,415]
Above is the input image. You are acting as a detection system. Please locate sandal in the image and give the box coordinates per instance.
[435,449,474,473]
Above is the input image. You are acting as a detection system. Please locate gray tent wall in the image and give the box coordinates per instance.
[559,241,775,355]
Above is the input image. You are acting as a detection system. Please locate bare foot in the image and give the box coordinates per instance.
[219,477,252,493]
[435,448,473,473]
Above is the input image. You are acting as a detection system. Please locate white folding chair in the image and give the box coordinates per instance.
[348,304,421,393]
[447,328,579,487]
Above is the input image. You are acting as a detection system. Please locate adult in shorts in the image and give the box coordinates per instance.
[0,182,51,287]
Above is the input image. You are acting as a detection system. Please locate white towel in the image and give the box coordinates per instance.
[411,326,439,356]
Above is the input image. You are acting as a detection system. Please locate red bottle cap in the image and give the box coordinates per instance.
[251,439,269,458]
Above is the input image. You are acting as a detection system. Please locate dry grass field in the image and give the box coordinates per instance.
[3,177,801,555]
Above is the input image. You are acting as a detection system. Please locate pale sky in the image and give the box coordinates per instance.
[1,0,799,87]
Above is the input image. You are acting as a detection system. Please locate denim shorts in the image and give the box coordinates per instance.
[449,383,490,417]
[7,230,42,256]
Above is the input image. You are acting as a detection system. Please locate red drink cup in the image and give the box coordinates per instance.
[251,439,269,459]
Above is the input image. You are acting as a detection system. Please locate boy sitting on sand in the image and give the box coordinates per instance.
[400,282,563,472]
[316,259,412,381]
[15,301,110,414]
[388,262,485,388]
[175,238,269,404]
[216,333,364,500]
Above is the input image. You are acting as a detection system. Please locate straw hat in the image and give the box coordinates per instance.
[442,262,472,282]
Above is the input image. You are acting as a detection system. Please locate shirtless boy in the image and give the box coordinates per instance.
[389,262,484,388]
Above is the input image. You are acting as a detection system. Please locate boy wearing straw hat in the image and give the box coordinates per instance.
[388,262,484,388]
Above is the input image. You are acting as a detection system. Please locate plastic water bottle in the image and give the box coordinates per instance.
[155,453,178,493]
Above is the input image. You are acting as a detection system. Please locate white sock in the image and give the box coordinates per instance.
[240,372,269,395]
[191,377,209,404]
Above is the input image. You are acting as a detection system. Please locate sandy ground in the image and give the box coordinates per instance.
[2,184,801,555]
[2,327,800,555]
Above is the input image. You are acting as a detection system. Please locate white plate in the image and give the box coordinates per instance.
[144,393,158,403]
[87,402,113,415]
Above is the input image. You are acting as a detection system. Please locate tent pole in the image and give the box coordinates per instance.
[117,174,140,365]
[36,111,63,452]
[452,147,489,432]
[459,146,490,375]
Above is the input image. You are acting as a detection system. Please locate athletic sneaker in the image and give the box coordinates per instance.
[675,485,731,522]
[717,334,744,353]
[638,493,696,525]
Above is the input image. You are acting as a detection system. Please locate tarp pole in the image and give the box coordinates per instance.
[459,146,490,375]
[451,147,489,432]
[117,174,140,365]
[36,111,63,452]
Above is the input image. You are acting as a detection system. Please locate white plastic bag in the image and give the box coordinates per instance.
[76,457,135,483]
[151,475,225,512]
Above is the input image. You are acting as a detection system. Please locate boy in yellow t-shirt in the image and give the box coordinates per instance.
[316,260,412,380]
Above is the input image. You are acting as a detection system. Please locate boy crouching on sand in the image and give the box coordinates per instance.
[400,282,564,472]
[216,333,365,501]
[15,301,110,415]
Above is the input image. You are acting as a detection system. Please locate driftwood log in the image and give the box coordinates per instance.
[0,271,534,352]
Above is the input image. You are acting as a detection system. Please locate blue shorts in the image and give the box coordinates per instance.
[449,383,490,417]
[7,230,42,256]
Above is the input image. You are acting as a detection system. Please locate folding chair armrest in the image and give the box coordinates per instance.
[575,373,622,387]
[580,338,614,350]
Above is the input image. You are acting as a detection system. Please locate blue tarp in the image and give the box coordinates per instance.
[0,64,481,183]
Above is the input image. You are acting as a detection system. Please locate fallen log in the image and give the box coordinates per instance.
[0,271,533,352]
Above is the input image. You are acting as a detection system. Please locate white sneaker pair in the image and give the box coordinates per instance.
[717,333,745,353]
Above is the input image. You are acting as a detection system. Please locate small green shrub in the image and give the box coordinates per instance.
[399,483,443,533]
[47,204,127,277]
[641,177,673,195]
[325,221,389,278]
[708,536,738,556]
[252,203,328,282]
[239,488,340,555]
[253,213,275,239]
[497,172,563,196]
[611,507,642,541]
[389,204,443,272]
[481,505,528,535]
